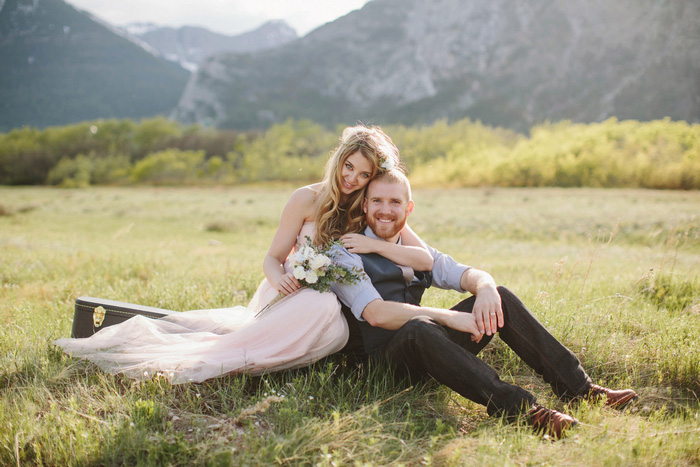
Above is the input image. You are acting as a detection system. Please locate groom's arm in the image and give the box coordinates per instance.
[426,243,504,336]
[361,299,484,341]
[459,268,504,336]
[330,244,490,340]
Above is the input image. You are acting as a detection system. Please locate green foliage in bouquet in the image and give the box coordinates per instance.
[289,236,366,292]
[255,236,365,318]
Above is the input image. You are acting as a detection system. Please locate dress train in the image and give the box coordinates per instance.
[54,222,349,383]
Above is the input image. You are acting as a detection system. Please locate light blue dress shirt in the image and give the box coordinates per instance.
[330,227,471,321]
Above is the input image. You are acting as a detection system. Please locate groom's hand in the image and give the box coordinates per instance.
[473,284,503,336]
[445,311,484,342]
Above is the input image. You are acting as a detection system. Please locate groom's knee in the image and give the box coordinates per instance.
[496,285,516,300]
[397,316,444,343]
[496,285,532,322]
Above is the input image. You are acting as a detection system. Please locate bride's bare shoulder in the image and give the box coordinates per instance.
[287,183,324,212]
[293,183,324,201]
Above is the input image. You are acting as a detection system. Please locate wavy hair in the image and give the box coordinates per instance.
[314,125,401,245]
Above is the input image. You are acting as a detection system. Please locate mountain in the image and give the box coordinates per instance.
[172,0,700,131]
[0,0,190,131]
[129,20,297,72]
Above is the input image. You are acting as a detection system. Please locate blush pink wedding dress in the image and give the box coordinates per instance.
[54,222,349,383]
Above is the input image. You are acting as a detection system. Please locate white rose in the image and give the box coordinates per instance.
[301,245,315,260]
[309,254,331,270]
[293,266,307,281]
[290,251,305,267]
[305,270,318,284]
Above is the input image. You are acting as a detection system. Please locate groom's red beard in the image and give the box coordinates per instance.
[366,214,407,240]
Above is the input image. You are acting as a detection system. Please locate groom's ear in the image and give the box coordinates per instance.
[363,196,368,213]
[406,200,414,216]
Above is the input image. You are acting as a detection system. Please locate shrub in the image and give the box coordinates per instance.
[3,117,699,188]
[46,154,92,188]
[237,119,333,182]
[131,149,206,185]
[46,154,132,187]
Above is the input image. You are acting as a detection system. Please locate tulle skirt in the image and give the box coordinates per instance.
[54,277,349,384]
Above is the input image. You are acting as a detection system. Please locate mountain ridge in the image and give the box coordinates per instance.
[130,20,297,71]
[0,0,298,130]
[172,0,700,131]
[0,0,190,130]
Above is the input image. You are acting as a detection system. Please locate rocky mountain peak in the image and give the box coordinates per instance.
[173,0,700,131]
[130,20,298,71]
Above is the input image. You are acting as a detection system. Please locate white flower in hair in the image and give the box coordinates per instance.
[379,153,395,171]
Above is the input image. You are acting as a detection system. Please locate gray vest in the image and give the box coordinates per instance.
[342,252,432,354]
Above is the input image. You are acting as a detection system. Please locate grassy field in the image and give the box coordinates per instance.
[1,186,699,466]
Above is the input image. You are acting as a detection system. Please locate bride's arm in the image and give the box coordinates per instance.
[263,188,314,295]
[340,223,434,270]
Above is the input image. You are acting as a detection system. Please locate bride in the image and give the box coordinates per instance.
[55,125,434,383]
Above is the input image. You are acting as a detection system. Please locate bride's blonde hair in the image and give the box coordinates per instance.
[314,125,400,245]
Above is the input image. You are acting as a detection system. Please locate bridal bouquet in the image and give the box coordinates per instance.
[255,236,364,317]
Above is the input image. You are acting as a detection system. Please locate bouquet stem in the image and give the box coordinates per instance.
[254,291,290,318]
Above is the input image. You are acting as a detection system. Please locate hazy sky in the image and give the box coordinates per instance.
[63,0,372,36]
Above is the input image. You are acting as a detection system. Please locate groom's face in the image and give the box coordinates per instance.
[363,180,414,242]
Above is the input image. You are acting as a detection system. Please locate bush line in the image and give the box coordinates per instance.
[1,117,698,189]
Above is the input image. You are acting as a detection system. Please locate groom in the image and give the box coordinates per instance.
[330,170,637,439]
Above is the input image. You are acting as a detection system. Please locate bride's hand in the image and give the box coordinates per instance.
[340,233,379,254]
[275,272,301,295]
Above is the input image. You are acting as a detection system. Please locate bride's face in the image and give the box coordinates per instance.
[339,151,373,197]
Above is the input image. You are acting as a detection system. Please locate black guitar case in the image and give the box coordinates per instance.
[71,296,176,338]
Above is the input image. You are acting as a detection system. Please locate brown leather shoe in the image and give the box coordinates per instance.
[527,404,578,439]
[586,384,638,409]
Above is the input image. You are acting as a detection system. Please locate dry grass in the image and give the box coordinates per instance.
[1,186,699,465]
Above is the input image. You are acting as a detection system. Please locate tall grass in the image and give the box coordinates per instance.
[1,186,699,465]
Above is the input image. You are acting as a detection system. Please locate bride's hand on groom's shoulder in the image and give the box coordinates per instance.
[340,233,377,254]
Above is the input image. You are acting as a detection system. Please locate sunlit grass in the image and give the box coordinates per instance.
[1,186,699,465]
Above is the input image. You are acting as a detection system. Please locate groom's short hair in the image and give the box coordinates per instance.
[368,170,412,202]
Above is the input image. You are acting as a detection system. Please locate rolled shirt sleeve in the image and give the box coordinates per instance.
[426,244,471,292]
[330,246,382,321]
[329,234,472,321]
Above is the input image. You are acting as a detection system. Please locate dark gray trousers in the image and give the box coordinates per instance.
[375,286,592,417]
